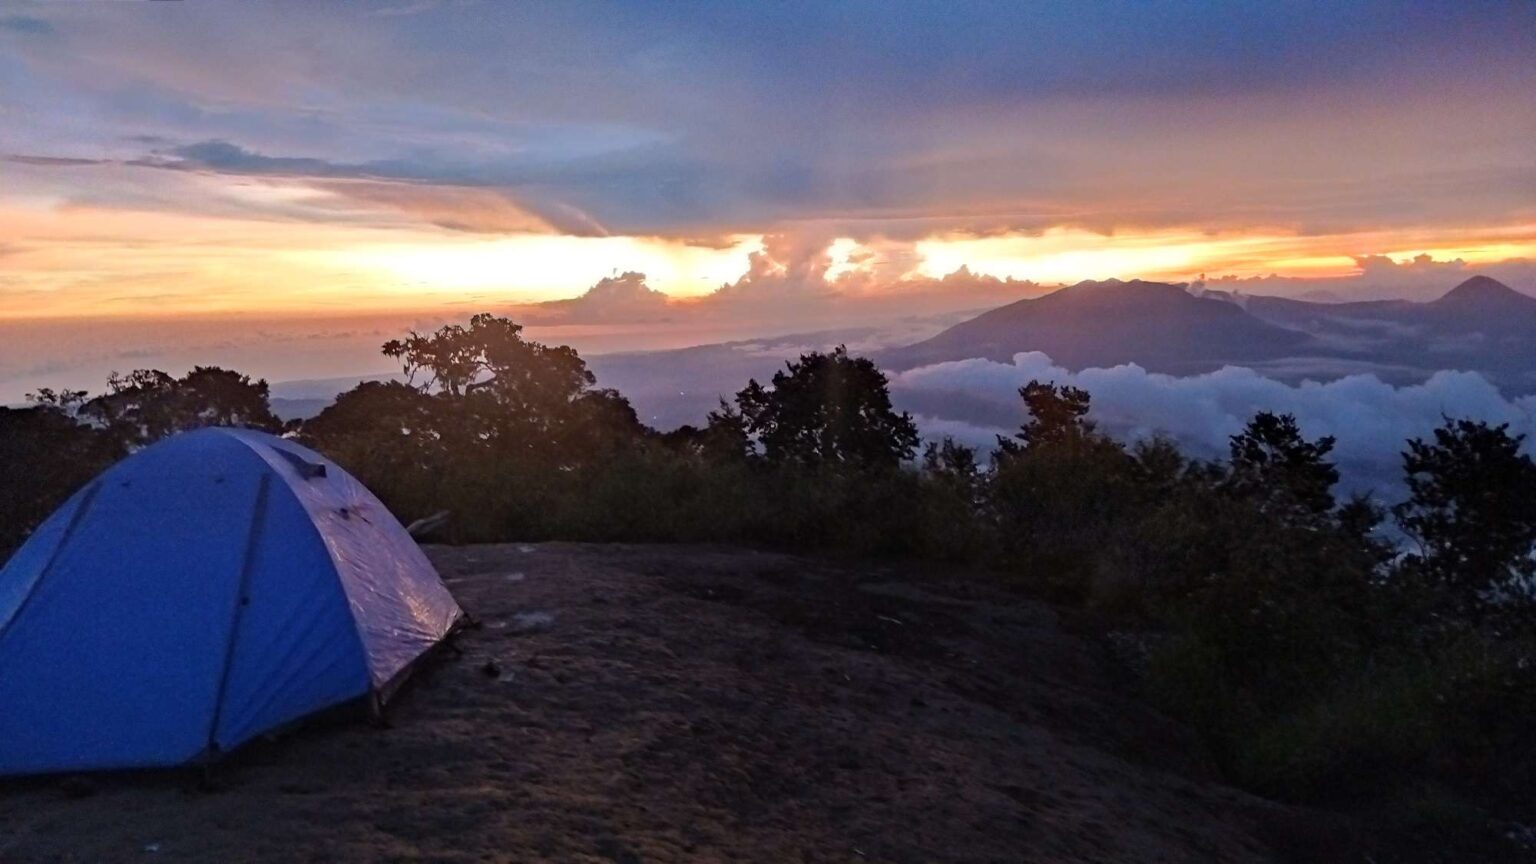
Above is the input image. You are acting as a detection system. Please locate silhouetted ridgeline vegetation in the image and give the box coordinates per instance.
[5,314,1536,856]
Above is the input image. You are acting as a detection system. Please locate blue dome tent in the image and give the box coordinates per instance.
[0,428,463,776]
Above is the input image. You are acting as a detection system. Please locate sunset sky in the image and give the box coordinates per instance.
[2,1,1535,396]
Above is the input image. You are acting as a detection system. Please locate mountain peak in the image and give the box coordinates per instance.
[1053,278,1189,302]
[1434,275,1529,307]
[1044,279,1204,312]
[880,276,1310,372]
[1064,277,1172,290]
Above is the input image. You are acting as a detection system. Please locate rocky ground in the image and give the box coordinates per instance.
[0,543,1326,863]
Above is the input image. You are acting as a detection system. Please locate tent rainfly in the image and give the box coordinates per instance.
[0,427,463,776]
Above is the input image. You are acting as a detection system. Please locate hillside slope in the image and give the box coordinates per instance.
[0,543,1324,863]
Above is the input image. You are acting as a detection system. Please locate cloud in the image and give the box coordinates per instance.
[144,140,344,176]
[371,1,444,17]
[513,233,1043,331]
[304,179,557,235]
[700,233,1044,314]
[532,271,674,323]
[123,140,611,235]
[0,15,53,36]
[890,351,1536,496]
[5,3,1532,239]
[1202,254,1536,303]
[707,233,839,304]
[3,142,607,236]
[5,155,108,167]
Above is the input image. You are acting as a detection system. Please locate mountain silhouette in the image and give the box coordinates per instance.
[271,275,1531,430]
[1437,274,1531,302]
[879,279,1314,374]
[869,275,1536,395]
[1426,275,1536,318]
[1230,276,1536,393]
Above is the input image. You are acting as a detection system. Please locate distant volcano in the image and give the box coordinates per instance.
[1428,275,1536,315]
[878,279,1314,374]
[868,275,1536,396]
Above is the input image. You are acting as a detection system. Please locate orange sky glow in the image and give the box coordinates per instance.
[1,2,1533,405]
[2,3,1532,326]
[5,197,1533,320]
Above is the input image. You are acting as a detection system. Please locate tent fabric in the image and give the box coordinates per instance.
[0,428,462,776]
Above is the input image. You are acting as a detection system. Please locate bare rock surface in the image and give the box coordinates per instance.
[0,543,1292,863]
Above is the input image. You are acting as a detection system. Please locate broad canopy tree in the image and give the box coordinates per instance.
[0,366,279,558]
[80,366,281,450]
[1225,411,1340,522]
[0,402,120,558]
[383,313,593,412]
[729,346,919,468]
[311,314,643,470]
[1012,380,1095,450]
[1394,418,1536,614]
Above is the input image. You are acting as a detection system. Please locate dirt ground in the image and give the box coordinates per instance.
[0,543,1303,863]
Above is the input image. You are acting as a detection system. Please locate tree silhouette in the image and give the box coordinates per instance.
[997,380,1095,456]
[301,380,444,460]
[733,346,918,468]
[1226,411,1339,520]
[0,401,120,558]
[385,313,592,407]
[80,366,280,450]
[664,399,753,462]
[1394,418,1536,613]
[988,380,1133,598]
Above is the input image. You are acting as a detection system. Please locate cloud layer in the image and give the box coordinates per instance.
[1201,253,1536,302]
[3,2,1532,239]
[891,352,1536,495]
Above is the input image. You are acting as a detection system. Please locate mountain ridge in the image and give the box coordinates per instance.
[878,278,1317,375]
[876,275,1536,391]
[1433,275,1536,309]
[265,276,1536,428]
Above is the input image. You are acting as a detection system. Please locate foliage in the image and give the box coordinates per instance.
[1002,379,1095,451]
[383,313,591,403]
[661,399,754,463]
[4,315,1536,855]
[1225,410,1339,521]
[1394,418,1536,618]
[733,345,919,468]
[988,388,1135,600]
[0,403,120,558]
[0,368,277,559]
[81,366,281,450]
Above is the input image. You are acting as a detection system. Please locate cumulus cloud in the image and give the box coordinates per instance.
[708,232,841,304]
[532,271,674,323]
[697,233,1044,320]
[890,352,1536,496]
[510,233,1042,333]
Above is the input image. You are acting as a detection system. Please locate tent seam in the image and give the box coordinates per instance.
[0,481,102,646]
[223,431,379,695]
[203,471,270,760]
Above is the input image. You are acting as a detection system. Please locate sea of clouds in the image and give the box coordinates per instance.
[890,352,1536,497]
